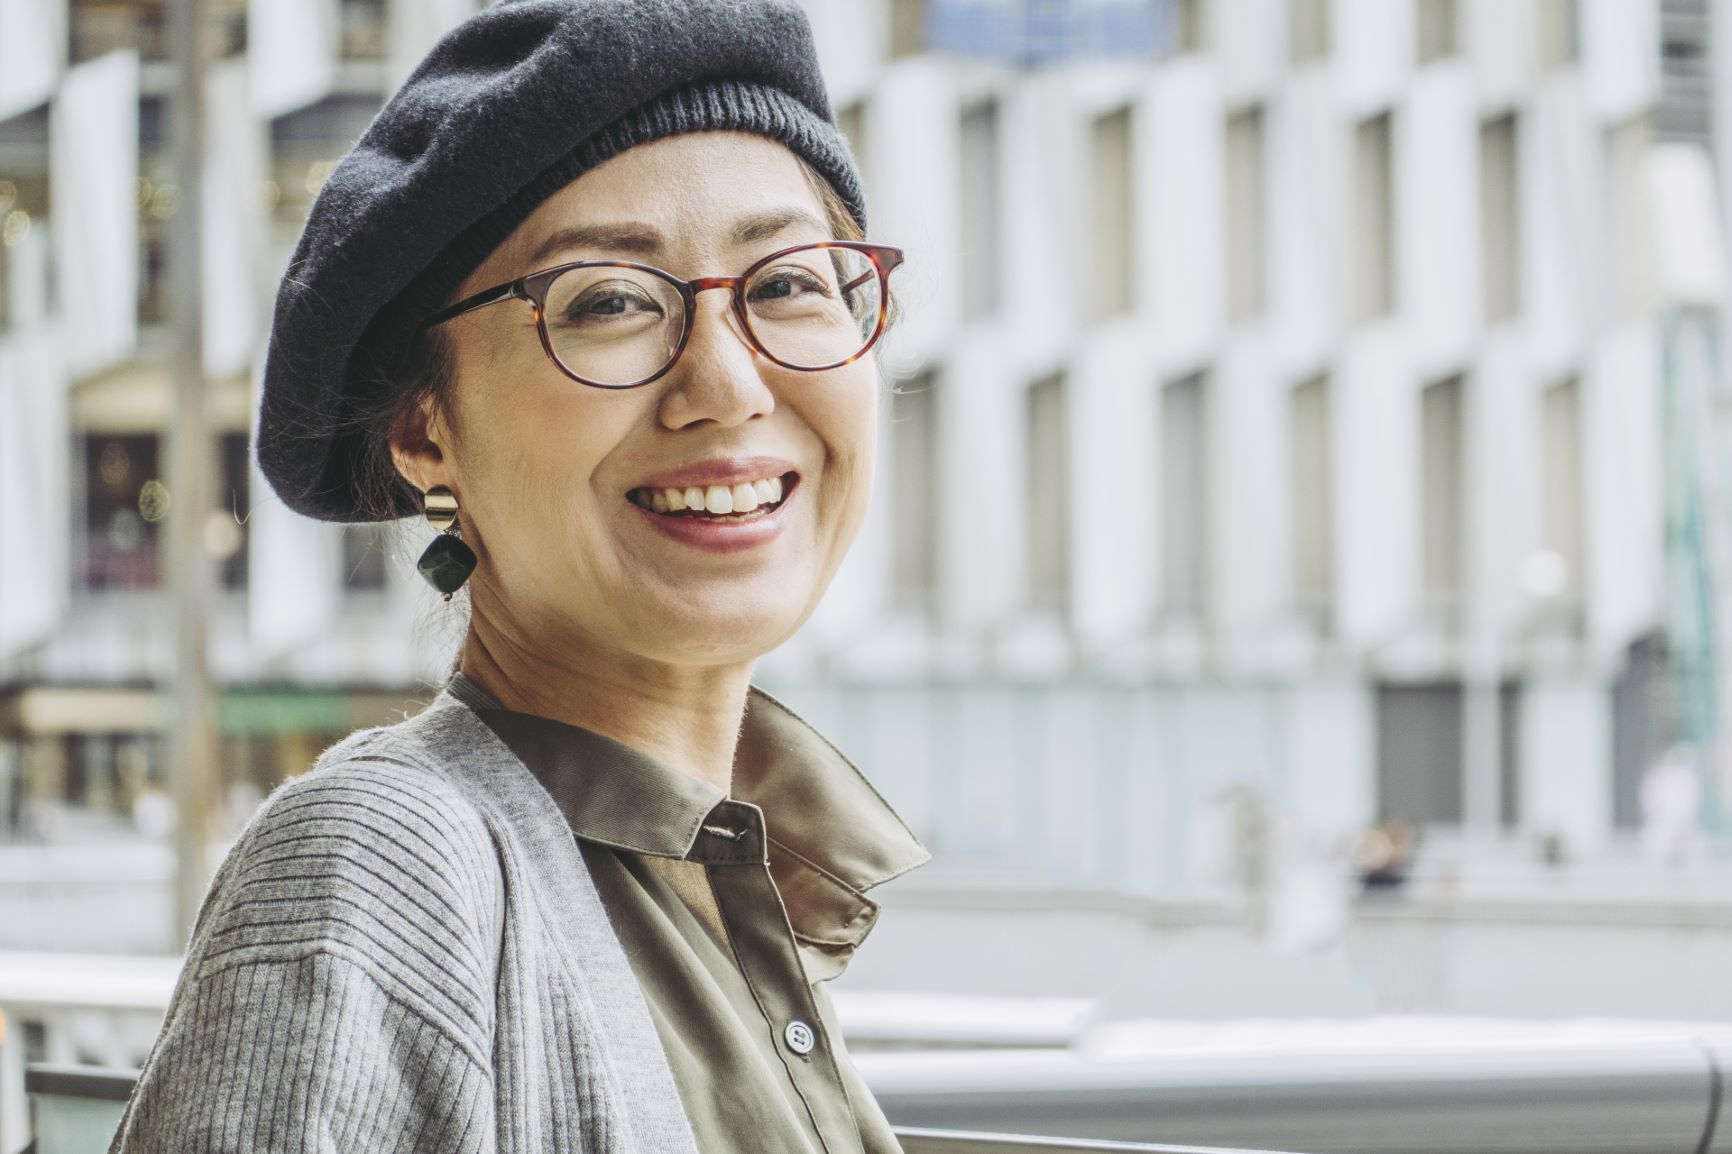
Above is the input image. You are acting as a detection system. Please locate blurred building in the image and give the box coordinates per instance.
[0,0,498,855]
[794,0,1703,892]
[0,0,1719,904]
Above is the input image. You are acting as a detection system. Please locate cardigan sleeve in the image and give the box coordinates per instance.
[106,952,495,1154]
[107,758,502,1154]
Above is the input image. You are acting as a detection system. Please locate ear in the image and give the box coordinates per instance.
[387,394,453,497]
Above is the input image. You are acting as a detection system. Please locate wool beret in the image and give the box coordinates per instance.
[256,0,865,523]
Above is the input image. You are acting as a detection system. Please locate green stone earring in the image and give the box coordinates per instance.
[416,485,477,600]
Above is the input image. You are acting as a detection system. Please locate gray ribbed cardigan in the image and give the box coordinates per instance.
[107,684,703,1153]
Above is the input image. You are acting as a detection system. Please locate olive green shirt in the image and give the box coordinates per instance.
[445,672,930,1154]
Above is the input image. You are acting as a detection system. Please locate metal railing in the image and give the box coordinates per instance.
[22,1065,134,1154]
[896,1129,1300,1154]
[23,1064,1306,1154]
[12,958,1732,1154]
[857,1040,1732,1154]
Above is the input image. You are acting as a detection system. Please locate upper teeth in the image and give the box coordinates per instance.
[636,475,785,514]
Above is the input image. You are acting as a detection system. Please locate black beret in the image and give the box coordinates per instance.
[257,0,865,523]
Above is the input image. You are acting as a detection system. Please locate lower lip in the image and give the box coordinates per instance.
[630,480,796,554]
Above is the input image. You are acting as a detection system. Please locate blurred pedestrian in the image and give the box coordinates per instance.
[1639,742,1705,867]
[1352,819,1419,890]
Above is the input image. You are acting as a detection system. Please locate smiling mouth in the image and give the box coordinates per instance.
[627,472,798,521]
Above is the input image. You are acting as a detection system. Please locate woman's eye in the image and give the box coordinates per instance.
[562,282,663,321]
[579,294,648,316]
[750,268,831,302]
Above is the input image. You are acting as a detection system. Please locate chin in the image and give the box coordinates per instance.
[635,596,807,661]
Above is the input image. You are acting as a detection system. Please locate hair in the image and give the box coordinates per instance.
[344,150,875,527]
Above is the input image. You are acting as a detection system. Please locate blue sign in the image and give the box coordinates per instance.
[924,0,1175,65]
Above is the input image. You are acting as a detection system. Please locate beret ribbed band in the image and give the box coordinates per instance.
[256,0,865,523]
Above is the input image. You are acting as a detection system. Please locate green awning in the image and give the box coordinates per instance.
[218,690,361,735]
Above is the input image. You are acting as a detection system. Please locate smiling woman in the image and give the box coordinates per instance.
[106,3,927,1154]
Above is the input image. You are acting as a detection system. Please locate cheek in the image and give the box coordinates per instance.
[457,398,630,552]
[814,370,880,523]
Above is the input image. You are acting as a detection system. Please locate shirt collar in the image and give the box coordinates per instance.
[446,670,931,951]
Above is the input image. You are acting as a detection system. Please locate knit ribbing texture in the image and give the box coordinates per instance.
[106,689,701,1154]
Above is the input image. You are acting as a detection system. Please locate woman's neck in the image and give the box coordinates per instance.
[456,621,751,795]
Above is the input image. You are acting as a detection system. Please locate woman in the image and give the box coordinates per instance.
[107,2,927,1151]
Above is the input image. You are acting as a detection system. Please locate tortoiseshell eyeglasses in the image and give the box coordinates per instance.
[417,240,905,389]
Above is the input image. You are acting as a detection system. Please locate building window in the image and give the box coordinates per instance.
[1659,6,1711,144]
[836,100,868,186]
[1175,0,1208,54]
[0,184,16,333]
[1089,105,1135,322]
[69,0,245,61]
[1420,375,1465,628]
[214,431,249,591]
[1537,0,1579,72]
[342,523,390,593]
[1480,113,1521,324]
[1536,375,1584,627]
[1416,0,1458,64]
[1161,372,1210,619]
[1292,374,1333,625]
[1611,632,1669,829]
[1291,0,1329,62]
[959,99,1002,322]
[1377,682,1520,826]
[891,0,925,57]
[1225,104,1266,325]
[78,431,253,592]
[340,0,387,60]
[138,128,173,328]
[68,733,116,812]
[1351,111,1394,324]
[64,731,170,816]
[1377,683,1457,826]
[890,370,940,613]
[1,171,53,335]
[1607,114,1654,322]
[1027,372,1069,610]
[21,1019,46,1067]
[80,433,162,591]
[70,0,169,62]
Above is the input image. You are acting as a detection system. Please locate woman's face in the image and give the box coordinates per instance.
[403,132,878,670]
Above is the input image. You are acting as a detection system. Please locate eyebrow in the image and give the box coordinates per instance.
[523,207,831,269]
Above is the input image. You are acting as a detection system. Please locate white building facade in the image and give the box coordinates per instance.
[0,0,1715,905]
[788,0,1697,895]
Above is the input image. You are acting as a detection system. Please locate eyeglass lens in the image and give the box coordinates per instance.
[539,244,884,386]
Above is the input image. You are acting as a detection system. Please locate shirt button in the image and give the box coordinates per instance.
[784,1019,817,1055]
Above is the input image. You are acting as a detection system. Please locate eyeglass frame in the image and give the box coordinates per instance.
[415,239,906,389]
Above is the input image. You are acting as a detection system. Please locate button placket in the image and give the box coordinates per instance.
[701,799,865,1154]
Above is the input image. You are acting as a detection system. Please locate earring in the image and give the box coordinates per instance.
[416,484,477,600]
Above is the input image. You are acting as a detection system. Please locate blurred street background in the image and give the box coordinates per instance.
[9,0,1732,1151]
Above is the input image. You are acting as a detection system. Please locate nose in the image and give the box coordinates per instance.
[656,285,776,430]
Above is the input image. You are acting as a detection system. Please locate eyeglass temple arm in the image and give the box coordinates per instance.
[421,281,522,330]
